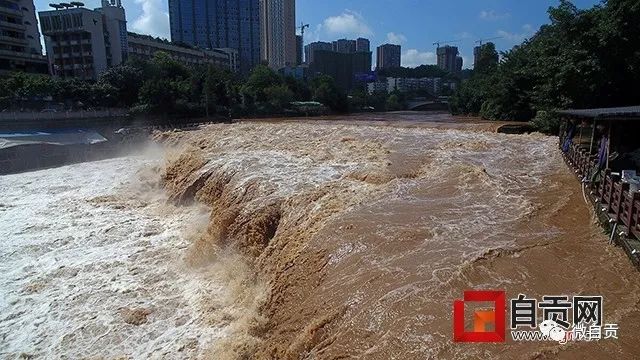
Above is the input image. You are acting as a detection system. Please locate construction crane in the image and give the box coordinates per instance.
[299,22,310,63]
[432,39,461,49]
[475,37,503,46]
[299,22,310,39]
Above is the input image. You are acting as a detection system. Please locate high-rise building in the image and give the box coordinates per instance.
[295,34,303,65]
[309,49,372,91]
[376,44,401,70]
[437,45,459,73]
[332,39,356,53]
[455,56,463,73]
[0,0,48,74]
[39,0,128,80]
[168,0,260,73]
[473,42,499,69]
[304,41,332,64]
[259,0,295,70]
[473,46,480,69]
[356,38,370,53]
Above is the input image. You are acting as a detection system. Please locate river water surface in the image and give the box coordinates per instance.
[0,154,253,358]
[1,113,639,359]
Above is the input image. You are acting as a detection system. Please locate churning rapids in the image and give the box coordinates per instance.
[1,113,639,359]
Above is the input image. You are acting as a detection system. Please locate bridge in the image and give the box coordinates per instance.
[406,100,450,111]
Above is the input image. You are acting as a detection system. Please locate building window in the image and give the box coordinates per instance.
[41,17,51,31]
[62,14,71,29]
[72,13,82,27]
[52,16,61,30]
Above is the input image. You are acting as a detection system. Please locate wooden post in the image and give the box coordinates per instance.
[589,119,597,154]
[578,122,584,145]
[606,122,612,170]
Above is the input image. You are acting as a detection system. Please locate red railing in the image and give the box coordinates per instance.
[632,199,640,239]
[560,135,640,240]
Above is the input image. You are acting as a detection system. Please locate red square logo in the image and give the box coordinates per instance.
[453,290,506,343]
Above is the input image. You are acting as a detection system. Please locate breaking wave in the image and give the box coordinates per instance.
[3,114,640,359]
[156,120,640,359]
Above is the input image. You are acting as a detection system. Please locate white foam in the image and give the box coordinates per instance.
[0,156,228,359]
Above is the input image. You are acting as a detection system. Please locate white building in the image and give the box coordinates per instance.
[367,77,455,95]
[259,0,295,70]
[366,80,388,94]
[39,0,127,80]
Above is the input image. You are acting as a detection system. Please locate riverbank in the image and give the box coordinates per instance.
[158,114,640,359]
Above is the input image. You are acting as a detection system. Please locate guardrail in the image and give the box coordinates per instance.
[561,138,640,247]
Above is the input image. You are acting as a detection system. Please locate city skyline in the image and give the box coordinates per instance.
[32,0,602,69]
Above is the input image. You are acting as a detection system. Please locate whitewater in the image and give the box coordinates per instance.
[2,113,640,359]
[0,153,241,358]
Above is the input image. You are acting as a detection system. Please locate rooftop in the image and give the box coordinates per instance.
[558,105,640,120]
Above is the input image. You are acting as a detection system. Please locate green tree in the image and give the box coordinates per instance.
[202,64,235,116]
[473,42,499,74]
[451,0,640,124]
[135,52,195,115]
[283,75,311,101]
[310,75,348,113]
[386,94,402,111]
[98,65,144,106]
[263,84,294,111]
[241,64,282,103]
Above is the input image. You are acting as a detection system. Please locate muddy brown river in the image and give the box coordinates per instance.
[2,112,638,359]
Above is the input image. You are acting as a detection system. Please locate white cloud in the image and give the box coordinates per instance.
[402,49,435,67]
[457,32,473,39]
[305,24,323,43]
[322,10,372,37]
[386,32,407,45]
[497,24,536,43]
[131,0,170,40]
[479,10,511,21]
[461,55,471,69]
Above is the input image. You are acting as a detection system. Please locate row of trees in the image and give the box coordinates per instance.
[450,0,640,131]
[0,53,356,117]
[0,52,425,117]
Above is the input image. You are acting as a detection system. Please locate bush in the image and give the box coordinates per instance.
[530,110,561,134]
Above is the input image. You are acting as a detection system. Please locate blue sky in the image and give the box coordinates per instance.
[35,0,602,68]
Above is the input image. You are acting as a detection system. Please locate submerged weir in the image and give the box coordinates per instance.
[2,114,639,359]
[158,116,640,359]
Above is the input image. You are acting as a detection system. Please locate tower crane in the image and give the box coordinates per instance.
[475,37,503,46]
[299,22,310,39]
[299,22,310,63]
[432,39,461,49]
